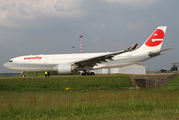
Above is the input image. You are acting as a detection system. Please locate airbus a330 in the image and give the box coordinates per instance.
[4,26,174,75]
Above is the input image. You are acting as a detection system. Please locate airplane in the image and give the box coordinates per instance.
[4,26,174,75]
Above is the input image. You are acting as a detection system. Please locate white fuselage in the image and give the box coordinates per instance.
[4,50,150,72]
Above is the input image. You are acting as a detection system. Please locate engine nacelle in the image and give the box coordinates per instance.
[57,64,72,74]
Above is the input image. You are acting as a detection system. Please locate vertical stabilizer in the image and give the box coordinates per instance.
[136,26,167,53]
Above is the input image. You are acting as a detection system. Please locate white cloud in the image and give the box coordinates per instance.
[106,0,155,7]
[54,0,80,11]
[126,22,138,31]
[18,2,29,15]
[0,0,85,27]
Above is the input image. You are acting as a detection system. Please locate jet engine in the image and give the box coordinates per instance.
[57,64,75,74]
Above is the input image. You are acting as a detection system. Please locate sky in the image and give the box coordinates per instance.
[0,0,179,73]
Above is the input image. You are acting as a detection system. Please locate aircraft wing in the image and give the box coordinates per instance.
[148,47,175,57]
[73,43,138,67]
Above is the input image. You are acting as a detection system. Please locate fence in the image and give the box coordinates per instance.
[0,73,19,77]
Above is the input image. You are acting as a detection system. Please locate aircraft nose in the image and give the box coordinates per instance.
[4,62,10,68]
[4,62,8,67]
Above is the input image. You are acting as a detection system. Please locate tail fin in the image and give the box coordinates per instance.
[136,26,167,52]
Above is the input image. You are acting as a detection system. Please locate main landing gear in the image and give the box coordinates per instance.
[81,70,95,76]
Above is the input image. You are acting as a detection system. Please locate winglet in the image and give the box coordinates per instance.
[128,43,138,51]
[132,43,138,50]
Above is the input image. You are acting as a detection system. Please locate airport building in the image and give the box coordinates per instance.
[171,63,179,72]
[90,64,146,74]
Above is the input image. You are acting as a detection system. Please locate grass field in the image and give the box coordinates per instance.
[0,74,179,120]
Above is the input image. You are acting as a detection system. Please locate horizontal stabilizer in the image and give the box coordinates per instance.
[148,47,175,57]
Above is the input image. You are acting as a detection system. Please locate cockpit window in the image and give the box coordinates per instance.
[9,60,13,62]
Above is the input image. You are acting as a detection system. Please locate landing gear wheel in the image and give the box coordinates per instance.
[81,70,90,76]
[81,71,87,76]
[90,72,95,75]
[81,71,95,76]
